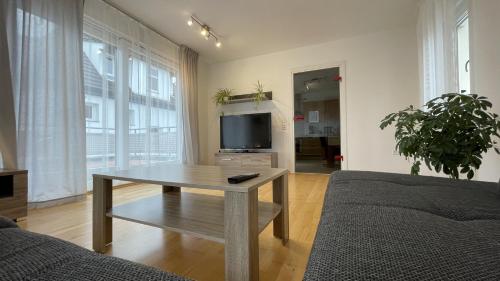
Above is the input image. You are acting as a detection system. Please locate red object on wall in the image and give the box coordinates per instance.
[294,115,304,121]
[333,75,342,82]
[334,155,344,161]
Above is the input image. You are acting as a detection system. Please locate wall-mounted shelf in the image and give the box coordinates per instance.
[225,91,272,104]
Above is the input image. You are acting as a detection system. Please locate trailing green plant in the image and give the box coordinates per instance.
[253,80,266,105]
[380,93,500,179]
[213,88,232,106]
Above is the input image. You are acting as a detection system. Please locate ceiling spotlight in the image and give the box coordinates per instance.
[188,16,221,49]
[200,25,209,36]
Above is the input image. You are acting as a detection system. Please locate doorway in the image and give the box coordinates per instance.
[293,67,342,174]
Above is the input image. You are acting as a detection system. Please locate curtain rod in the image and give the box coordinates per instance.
[102,0,180,47]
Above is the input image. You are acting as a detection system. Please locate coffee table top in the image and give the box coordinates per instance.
[93,164,288,192]
[0,169,28,176]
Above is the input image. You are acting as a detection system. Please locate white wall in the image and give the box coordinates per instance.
[469,0,500,182]
[201,26,420,173]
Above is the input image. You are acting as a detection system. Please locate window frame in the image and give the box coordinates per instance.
[129,108,136,127]
[456,12,470,94]
[104,54,115,81]
[150,66,159,93]
[85,102,100,122]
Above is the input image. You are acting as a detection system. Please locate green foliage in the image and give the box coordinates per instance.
[213,88,232,106]
[380,93,500,179]
[253,80,266,105]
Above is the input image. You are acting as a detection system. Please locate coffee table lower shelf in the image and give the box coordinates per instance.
[106,192,282,243]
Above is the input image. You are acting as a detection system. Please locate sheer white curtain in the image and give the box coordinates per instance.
[84,0,181,188]
[417,0,459,103]
[3,0,86,202]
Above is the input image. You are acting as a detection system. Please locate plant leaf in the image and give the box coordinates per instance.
[467,170,474,180]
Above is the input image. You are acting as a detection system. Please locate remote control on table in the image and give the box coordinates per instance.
[228,173,260,184]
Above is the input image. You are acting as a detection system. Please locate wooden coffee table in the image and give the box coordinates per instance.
[92,164,289,281]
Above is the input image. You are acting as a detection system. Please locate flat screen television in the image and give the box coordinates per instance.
[220,113,272,150]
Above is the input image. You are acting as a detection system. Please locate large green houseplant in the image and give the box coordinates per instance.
[380,93,500,179]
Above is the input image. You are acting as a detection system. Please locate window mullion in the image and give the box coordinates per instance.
[115,38,130,170]
[146,51,152,165]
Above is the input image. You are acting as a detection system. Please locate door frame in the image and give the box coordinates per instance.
[290,61,348,172]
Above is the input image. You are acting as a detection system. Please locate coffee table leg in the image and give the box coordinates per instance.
[273,174,289,244]
[162,185,181,193]
[224,189,259,281]
[93,176,112,253]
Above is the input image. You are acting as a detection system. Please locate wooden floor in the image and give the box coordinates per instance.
[17,173,329,281]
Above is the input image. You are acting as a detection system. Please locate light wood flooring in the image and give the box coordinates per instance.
[17,173,329,281]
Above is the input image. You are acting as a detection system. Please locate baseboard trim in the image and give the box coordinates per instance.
[28,182,145,209]
[28,194,87,209]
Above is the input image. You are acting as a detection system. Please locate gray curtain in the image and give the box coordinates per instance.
[0,2,17,169]
[179,45,199,164]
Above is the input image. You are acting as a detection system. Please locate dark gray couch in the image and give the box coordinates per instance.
[304,171,500,281]
[0,218,190,281]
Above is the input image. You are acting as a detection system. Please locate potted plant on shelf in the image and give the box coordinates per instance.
[213,88,232,116]
[380,93,500,179]
[213,88,232,106]
[253,80,266,106]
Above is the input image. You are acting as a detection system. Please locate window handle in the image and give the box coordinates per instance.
[465,60,470,72]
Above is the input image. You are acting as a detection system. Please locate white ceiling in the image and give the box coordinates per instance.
[108,0,419,63]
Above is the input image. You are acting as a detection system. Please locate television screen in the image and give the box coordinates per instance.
[220,113,272,149]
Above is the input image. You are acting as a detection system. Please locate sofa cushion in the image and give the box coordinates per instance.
[328,171,500,221]
[0,227,191,281]
[304,171,500,281]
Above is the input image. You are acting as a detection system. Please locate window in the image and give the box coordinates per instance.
[151,67,159,92]
[83,25,180,187]
[128,56,178,166]
[418,1,471,103]
[170,75,177,101]
[105,55,114,81]
[85,103,99,122]
[83,34,117,188]
[457,16,470,94]
[129,109,135,126]
[85,104,92,119]
[82,0,180,190]
[308,111,319,123]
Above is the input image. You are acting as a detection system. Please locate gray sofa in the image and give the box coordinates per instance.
[304,171,500,280]
[0,218,190,281]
